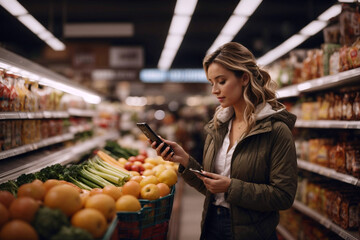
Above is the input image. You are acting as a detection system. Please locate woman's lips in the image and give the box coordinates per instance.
[217,97,225,102]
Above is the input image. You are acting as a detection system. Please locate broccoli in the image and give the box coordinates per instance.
[0,180,18,196]
[16,173,36,186]
[33,206,70,240]
[50,226,94,240]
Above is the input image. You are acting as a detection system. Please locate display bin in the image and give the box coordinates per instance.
[116,186,176,240]
[102,216,119,240]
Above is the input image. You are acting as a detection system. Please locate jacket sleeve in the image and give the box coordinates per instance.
[225,122,298,211]
[178,156,208,196]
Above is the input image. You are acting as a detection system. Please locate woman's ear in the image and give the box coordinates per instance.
[242,73,250,86]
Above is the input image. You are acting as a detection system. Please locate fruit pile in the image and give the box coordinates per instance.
[0,144,178,239]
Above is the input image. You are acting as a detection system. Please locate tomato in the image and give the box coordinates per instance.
[135,155,146,163]
[128,156,137,162]
[124,162,133,171]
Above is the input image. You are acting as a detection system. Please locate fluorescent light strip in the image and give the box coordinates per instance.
[257,4,342,66]
[157,0,198,70]
[0,0,65,51]
[207,0,263,54]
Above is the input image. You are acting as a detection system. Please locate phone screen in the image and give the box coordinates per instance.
[136,122,174,154]
[189,168,212,178]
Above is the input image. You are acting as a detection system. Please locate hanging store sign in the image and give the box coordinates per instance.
[140,69,207,83]
[109,47,143,68]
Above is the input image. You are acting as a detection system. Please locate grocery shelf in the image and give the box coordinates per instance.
[0,111,69,120]
[69,123,94,134]
[295,120,360,129]
[276,224,296,240]
[297,159,360,187]
[276,68,360,99]
[0,131,119,184]
[68,108,97,117]
[0,133,74,160]
[292,201,360,240]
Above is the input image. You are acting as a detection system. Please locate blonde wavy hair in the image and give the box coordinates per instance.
[203,42,283,134]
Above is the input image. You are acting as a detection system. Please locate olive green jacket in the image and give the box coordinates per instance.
[179,105,297,240]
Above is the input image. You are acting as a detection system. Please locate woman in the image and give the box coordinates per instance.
[152,42,297,240]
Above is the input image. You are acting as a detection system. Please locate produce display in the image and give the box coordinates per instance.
[0,140,179,240]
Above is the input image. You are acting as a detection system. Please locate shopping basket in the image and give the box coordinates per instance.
[116,186,175,240]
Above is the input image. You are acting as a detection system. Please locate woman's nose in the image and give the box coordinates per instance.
[212,85,219,94]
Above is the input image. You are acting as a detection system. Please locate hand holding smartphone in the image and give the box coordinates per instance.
[189,168,212,178]
[136,122,174,155]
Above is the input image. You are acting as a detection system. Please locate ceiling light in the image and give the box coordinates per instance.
[207,0,263,54]
[158,49,178,70]
[38,31,53,41]
[175,0,197,15]
[221,15,248,36]
[233,0,263,16]
[164,35,184,50]
[257,35,308,66]
[299,20,328,36]
[257,4,342,66]
[0,0,27,16]
[45,37,66,51]
[18,14,46,34]
[207,35,235,54]
[169,15,191,35]
[318,4,342,21]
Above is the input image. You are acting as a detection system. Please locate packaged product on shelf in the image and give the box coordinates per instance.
[339,3,360,46]
[330,141,346,173]
[9,74,20,112]
[317,138,333,167]
[340,197,360,230]
[328,92,336,120]
[334,94,343,120]
[323,19,341,44]
[3,121,12,150]
[329,50,340,75]
[347,38,360,68]
[339,45,351,72]
[322,43,341,76]
[15,76,26,111]
[353,91,360,120]
[342,92,354,120]
[0,72,11,111]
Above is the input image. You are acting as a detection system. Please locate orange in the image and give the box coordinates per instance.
[44,184,82,217]
[103,185,123,201]
[90,188,103,196]
[71,208,107,238]
[157,169,178,187]
[17,182,45,201]
[0,191,15,208]
[43,179,63,193]
[0,220,38,240]
[122,181,141,198]
[0,203,9,227]
[140,175,158,188]
[142,162,155,170]
[115,195,141,212]
[80,191,90,207]
[85,194,116,221]
[130,175,143,183]
[157,183,171,197]
[9,197,39,223]
[31,179,43,187]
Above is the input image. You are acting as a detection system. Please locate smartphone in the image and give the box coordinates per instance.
[189,168,212,178]
[136,122,174,155]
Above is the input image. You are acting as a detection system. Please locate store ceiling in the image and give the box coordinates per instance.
[0,0,338,71]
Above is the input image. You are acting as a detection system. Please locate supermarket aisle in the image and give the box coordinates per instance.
[178,181,205,240]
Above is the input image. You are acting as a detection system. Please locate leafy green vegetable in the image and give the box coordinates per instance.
[0,180,18,196]
[16,173,36,186]
[33,206,70,240]
[104,140,138,159]
[50,226,94,240]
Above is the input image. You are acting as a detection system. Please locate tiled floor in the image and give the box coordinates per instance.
[178,183,205,240]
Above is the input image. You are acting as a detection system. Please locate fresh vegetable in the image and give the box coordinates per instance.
[0,180,18,196]
[50,226,93,240]
[33,206,70,240]
[96,150,126,170]
[104,140,138,159]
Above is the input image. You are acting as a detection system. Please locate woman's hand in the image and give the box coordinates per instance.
[194,171,231,194]
[150,138,189,167]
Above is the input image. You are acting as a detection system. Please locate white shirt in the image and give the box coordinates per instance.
[213,118,237,208]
